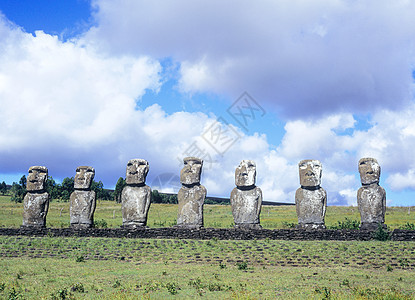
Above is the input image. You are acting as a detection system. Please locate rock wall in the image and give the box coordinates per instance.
[0,227,414,241]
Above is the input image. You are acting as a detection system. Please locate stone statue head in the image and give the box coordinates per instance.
[235,160,256,187]
[180,157,203,185]
[125,159,149,185]
[74,166,95,189]
[358,157,380,185]
[299,159,322,187]
[27,166,48,192]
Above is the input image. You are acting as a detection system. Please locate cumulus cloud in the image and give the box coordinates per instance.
[0,15,162,178]
[2,3,415,206]
[84,0,415,118]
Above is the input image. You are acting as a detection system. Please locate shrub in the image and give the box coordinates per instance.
[236,262,248,270]
[75,255,84,263]
[112,279,121,288]
[373,225,390,241]
[314,286,332,299]
[329,218,360,229]
[399,222,415,230]
[387,265,393,272]
[93,219,108,228]
[71,283,85,293]
[165,282,180,295]
[50,288,73,300]
[281,221,296,228]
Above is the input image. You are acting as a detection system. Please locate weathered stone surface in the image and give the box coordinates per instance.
[122,185,151,227]
[126,159,149,185]
[177,185,206,228]
[180,156,203,185]
[26,166,48,191]
[5,227,414,241]
[176,157,206,229]
[295,160,327,229]
[357,158,386,230]
[22,166,49,227]
[70,166,96,229]
[122,159,151,228]
[73,166,95,189]
[230,160,262,229]
[70,191,96,228]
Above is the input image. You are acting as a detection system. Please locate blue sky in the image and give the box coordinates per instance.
[0,0,415,206]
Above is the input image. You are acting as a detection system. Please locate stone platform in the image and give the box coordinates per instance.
[0,227,414,241]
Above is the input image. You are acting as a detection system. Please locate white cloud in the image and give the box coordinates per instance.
[2,4,415,207]
[85,0,415,118]
[387,170,415,191]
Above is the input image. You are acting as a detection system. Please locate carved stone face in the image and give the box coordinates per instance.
[235,160,256,187]
[180,157,203,185]
[359,157,380,185]
[74,166,95,189]
[126,159,149,185]
[27,166,48,191]
[299,159,322,187]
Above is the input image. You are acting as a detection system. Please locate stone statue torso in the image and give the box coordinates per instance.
[22,192,49,227]
[357,185,386,224]
[70,190,96,226]
[230,186,262,225]
[295,187,326,224]
[121,185,151,226]
[177,185,206,227]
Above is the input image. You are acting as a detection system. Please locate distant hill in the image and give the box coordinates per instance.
[159,192,294,206]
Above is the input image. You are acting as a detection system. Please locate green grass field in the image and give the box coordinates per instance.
[1,195,414,229]
[0,195,415,299]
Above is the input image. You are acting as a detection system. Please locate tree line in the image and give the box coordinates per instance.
[7,175,112,203]
[4,176,180,204]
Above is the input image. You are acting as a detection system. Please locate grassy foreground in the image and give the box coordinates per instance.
[0,195,414,229]
[0,237,415,299]
[1,196,415,299]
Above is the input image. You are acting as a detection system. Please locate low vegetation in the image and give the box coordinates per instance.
[0,236,414,299]
[0,196,414,298]
[1,195,414,229]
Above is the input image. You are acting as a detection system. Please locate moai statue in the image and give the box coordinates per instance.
[357,158,386,230]
[176,157,206,229]
[295,159,327,229]
[230,160,262,229]
[121,159,151,228]
[22,166,50,227]
[70,166,96,229]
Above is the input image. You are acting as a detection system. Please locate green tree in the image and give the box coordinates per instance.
[0,181,7,195]
[152,190,162,203]
[91,180,112,200]
[10,176,27,203]
[45,176,59,201]
[114,177,126,203]
[168,194,178,204]
[60,177,74,201]
[19,175,27,189]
